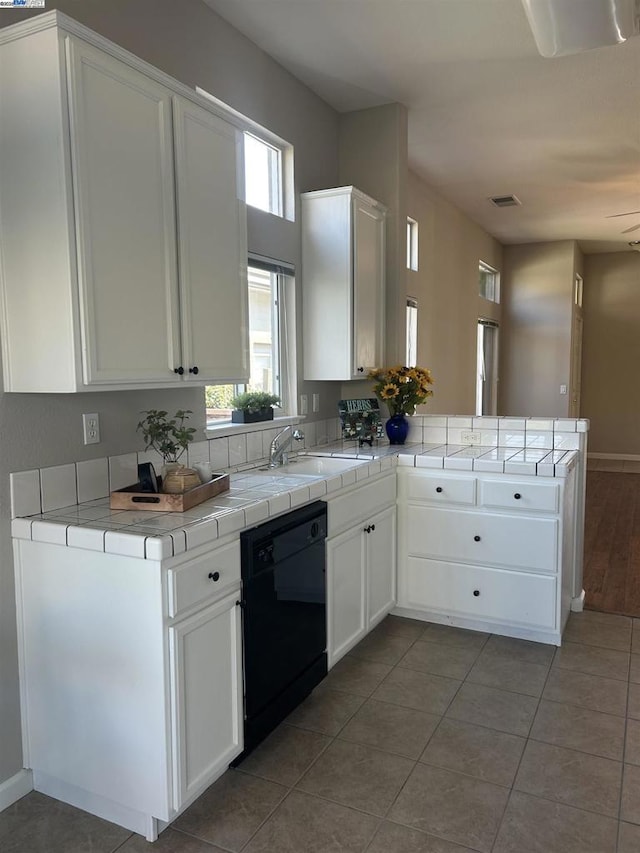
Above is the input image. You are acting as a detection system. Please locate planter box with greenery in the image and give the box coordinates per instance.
[231,391,281,424]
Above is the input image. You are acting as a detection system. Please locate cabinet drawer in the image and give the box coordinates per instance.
[479,480,559,513]
[402,471,476,506]
[406,505,558,573]
[401,557,556,630]
[327,473,396,537]
[168,541,240,618]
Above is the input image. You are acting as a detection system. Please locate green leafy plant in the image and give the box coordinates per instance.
[136,409,197,463]
[230,391,281,414]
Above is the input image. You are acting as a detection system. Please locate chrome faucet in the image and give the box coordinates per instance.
[269,426,304,467]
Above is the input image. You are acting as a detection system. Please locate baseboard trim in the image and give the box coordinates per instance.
[571,590,585,612]
[0,769,33,812]
[588,453,640,462]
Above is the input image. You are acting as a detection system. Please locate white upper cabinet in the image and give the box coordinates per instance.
[302,186,386,381]
[0,14,248,392]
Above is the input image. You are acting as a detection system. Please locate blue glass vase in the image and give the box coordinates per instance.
[385,413,409,445]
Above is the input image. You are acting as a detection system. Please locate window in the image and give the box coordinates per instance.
[476,319,499,416]
[479,261,500,303]
[406,217,418,271]
[406,298,418,367]
[206,261,292,423]
[244,132,283,216]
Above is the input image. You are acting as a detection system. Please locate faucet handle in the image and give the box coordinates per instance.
[292,429,304,441]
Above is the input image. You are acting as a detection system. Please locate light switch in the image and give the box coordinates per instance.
[300,395,308,415]
[312,393,320,413]
[560,384,567,395]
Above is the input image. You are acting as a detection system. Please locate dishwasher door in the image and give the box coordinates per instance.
[240,501,327,755]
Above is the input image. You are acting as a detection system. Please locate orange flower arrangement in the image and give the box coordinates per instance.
[368,366,434,416]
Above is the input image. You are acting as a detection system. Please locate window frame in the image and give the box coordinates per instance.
[406,297,418,368]
[407,216,419,271]
[479,261,500,303]
[243,131,284,218]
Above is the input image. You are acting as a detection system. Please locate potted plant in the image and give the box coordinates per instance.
[136,409,197,471]
[231,391,281,424]
[368,366,434,445]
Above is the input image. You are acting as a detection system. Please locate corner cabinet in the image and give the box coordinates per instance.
[13,533,243,842]
[325,472,396,666]
[302,186,386,381]
[0,14,248,392]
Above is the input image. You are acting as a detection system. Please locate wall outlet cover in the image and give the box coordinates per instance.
[461,431,481,444]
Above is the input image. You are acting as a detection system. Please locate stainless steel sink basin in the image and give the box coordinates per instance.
[255,455,371,477]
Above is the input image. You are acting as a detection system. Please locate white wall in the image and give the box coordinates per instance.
[0,0,341,789]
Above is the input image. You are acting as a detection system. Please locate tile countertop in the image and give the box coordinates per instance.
[11,443,579,561]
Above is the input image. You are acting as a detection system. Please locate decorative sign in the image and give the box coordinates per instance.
[338,398,383,446]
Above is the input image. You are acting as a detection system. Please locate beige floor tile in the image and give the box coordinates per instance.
[420,717,525,787]
[173,769,286,851]
[0,792,131,853]
[243,790,378,853]
[119,828,227,852]
[629,683,640,720]
[481,634,556,666]
[420,623,489,651]
[530,700,625,760]
[398,639,481,680]
[630,653,640,683]
[322,656,392,697]
[542,667,628,717]
[338,697,440,759]
[285,686,365,736]
[348,630,415,666]
[514,740,622,817]
[553,641,630,681]
[296,738,414,816]
[625,718,640,765]
[238,724,331,786]
[372,615,428,641]
[445,682,538,737]
[632,619,640,653]
[619,821,640,853]
[366,821,476,853]
[467,651,549,697]
[492,791,618,853]
[563,611,632,651]
[388,763,509,853]
[621,763,640,824]
[371,665,461,715]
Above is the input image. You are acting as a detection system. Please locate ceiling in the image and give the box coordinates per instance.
[202,0,640,253]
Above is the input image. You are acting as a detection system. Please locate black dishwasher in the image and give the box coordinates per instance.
[237,500,328,759]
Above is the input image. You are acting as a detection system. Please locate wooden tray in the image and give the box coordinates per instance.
[109,473,230,513]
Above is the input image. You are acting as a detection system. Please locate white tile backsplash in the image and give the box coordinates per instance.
[209,437,230,471]
[524,430,554,450]
[246,431,263,463]
[423,426,447,445]
[187,441,210,467]
[10,469,41,518]
[40,463,77,512]
[228,433,247,467]
[554,432,581,450]
[109,454,138,492]
[76,458,109,504]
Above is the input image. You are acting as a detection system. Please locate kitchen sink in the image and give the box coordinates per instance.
[255,455,371,477]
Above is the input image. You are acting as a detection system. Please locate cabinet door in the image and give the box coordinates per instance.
[173,97,249,383]
[327,525,366,668]
[352,196,385,376]
[169,591,243,809]
[366,506,396,628]
[66,38,181,385]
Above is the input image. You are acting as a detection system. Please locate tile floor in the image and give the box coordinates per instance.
[2,610,640,852]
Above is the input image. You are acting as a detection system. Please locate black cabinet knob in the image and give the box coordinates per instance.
[473,589,480,597]
[174,366,184,375]
[436,486,443,493]
[189,366,199,375]
[364,525,371,533]
[474,535,481,542]
[514,493,522,500]
[208,571,220,582]
[357,366,364,373]
[370,523,375,532]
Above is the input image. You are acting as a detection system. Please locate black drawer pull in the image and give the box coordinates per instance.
[208,571,220,582]
[473,589,480,597]
[174,366,184,375]
[474,535,481,542]
[436,487,443,493]
[189,366,199,375]
[514,492,522,500]
[370,524,375,532]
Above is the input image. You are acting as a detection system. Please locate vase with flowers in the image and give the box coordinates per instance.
[368,366,435,445]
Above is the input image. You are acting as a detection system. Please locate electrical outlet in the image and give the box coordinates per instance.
[312,393,320,413]
[560,384,568,395]
[461,430,481,445]
[300,395,308,415]
[82,412,100,445]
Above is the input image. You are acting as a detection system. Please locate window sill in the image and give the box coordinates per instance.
[205,415,303,440]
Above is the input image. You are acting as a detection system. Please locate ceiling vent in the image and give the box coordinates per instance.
[489,195,522,208]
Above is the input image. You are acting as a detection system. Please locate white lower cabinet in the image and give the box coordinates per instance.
[326,474,396,667]
[13,535,243,841]
[396,467,576,645]
[169,590,242,809]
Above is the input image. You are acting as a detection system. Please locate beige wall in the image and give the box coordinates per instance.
[581,252,640,455]
[0,0,341,787]
[407,174,502,414]
[500,241,577,418]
